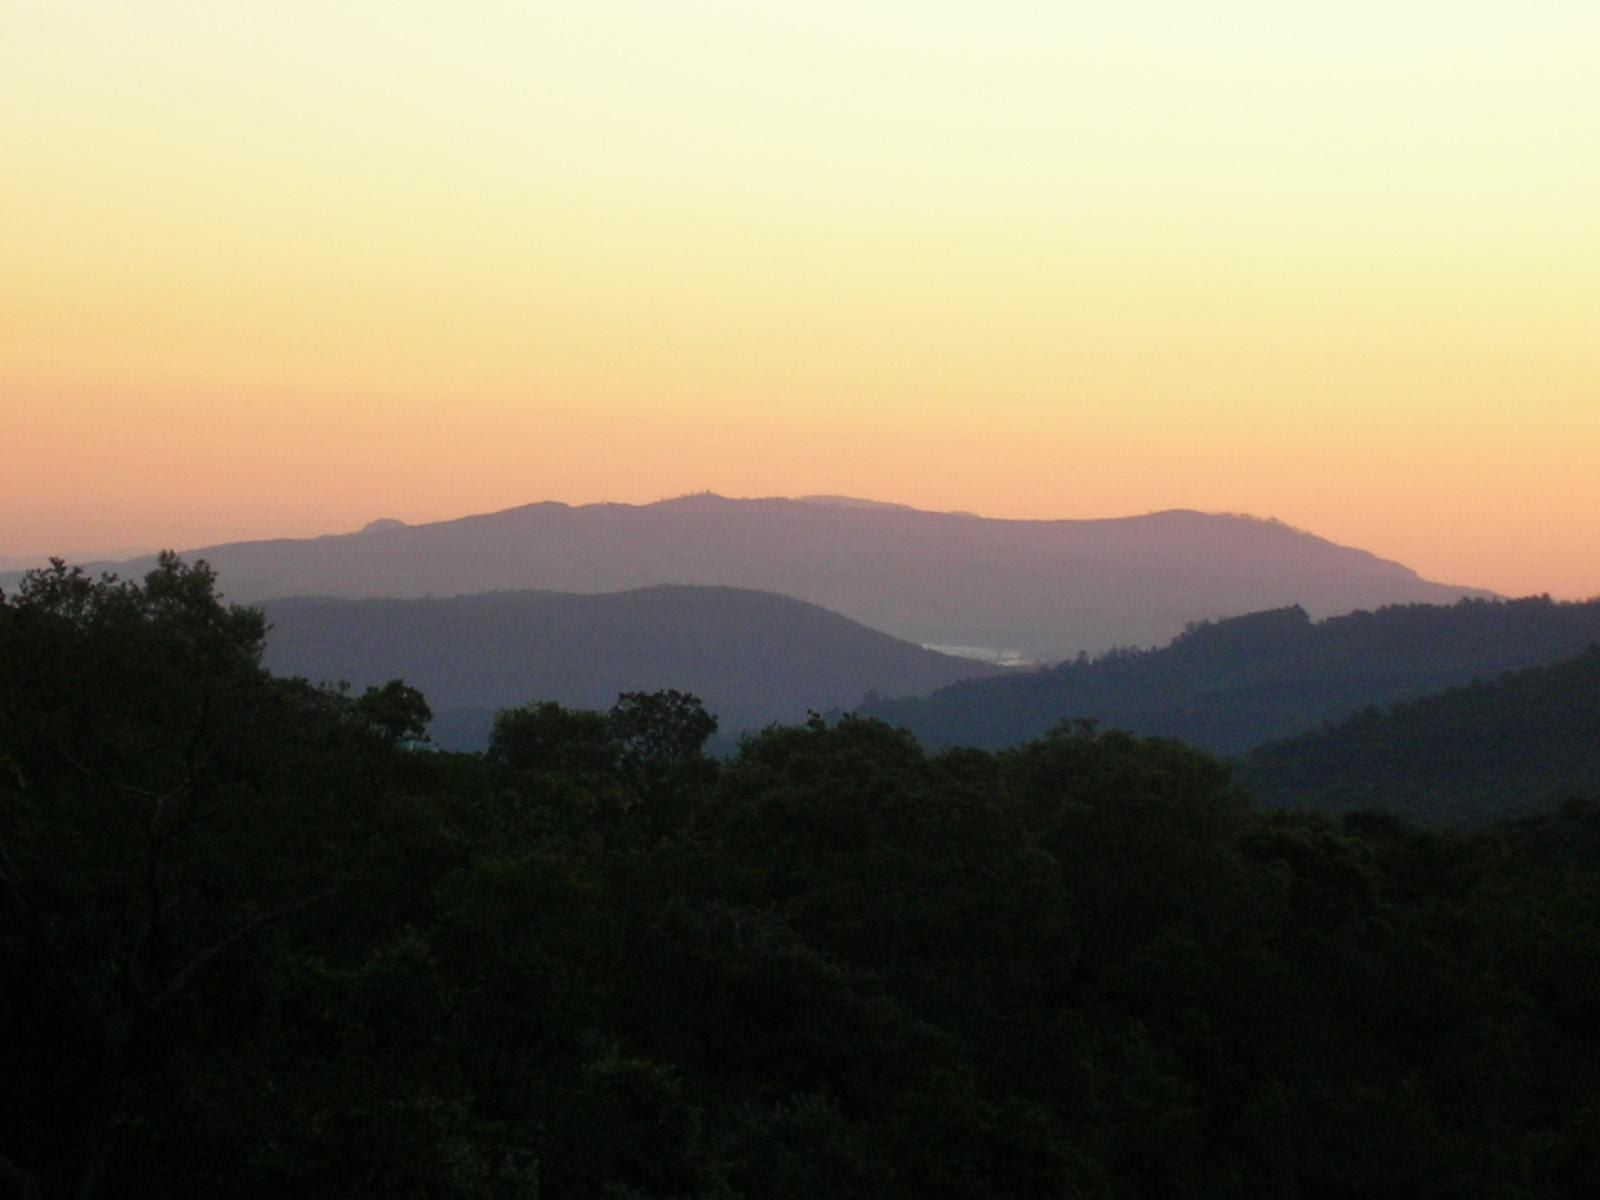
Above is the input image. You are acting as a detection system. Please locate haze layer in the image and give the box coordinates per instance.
[3,2,1596,596]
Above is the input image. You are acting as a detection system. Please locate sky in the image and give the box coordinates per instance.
[3,1,1597,597]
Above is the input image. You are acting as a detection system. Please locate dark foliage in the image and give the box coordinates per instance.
[1242,644,1600,826]
[863,596,1600,754]
[4,560,1599,1198]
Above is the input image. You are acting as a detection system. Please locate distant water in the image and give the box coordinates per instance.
[922,644,1036,669]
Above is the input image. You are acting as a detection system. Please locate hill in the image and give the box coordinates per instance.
[9,555,1600,1198]
[1239,645,1600,826]
[860,596,1600,755]
[14,493,1492,660]
[259,585,1003,748]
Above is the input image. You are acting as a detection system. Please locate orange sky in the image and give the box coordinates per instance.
[3,2,1597,597]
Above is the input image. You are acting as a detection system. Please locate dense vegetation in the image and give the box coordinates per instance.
[862,597,1600,754]
[1242,645,1600,827]
[4,559,1599,1198]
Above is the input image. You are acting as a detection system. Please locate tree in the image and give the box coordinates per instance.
[488,700,620,776]
[608,690,719,834]
[609,689,717,772]
[0,555,397,1200]
[355,679,434,746]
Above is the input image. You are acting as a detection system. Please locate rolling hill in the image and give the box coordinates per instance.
[1239,644,1600,826]
[259,585,1004,749]
[859,596,1600,755]
[14,494,1493,661]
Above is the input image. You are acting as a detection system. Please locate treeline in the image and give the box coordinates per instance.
[861,597,1600,754]
[3,559,1599,1198]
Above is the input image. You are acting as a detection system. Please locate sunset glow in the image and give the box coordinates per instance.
[4,1,1597,596]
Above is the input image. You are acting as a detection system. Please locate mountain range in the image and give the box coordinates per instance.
[8,493,1494,660]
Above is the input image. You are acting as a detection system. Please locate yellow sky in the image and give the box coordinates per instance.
[3,1,1597,596]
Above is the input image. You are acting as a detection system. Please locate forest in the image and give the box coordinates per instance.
[3,557,1599,1198]
[861,597,1600,755]
[1241,646,1600,827]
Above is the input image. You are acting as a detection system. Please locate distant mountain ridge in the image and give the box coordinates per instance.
[11,494,1494,660]
[259,584,1004,749]
[860,596,1600,756]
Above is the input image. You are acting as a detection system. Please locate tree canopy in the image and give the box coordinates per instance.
[4,557,1599,1198]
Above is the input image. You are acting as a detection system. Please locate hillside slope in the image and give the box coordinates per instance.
[1240,645,1600,826]
[861,596,1600,755]
[260,585,1003,748]
[23,494,1493,660]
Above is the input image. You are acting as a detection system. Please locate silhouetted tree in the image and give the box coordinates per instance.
[610,689,717,771]
[487,700,619,776]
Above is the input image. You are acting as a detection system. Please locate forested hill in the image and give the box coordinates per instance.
[1241,644,1600,827]
[860,596,1600,755]
[260,585,1002,747]
[8,492,1491,659]
[5,556,1599,1198]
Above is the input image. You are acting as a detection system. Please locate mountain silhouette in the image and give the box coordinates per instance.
[860,596,1600,756]
[18,494,1494,660]
[259,585,1003,749]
